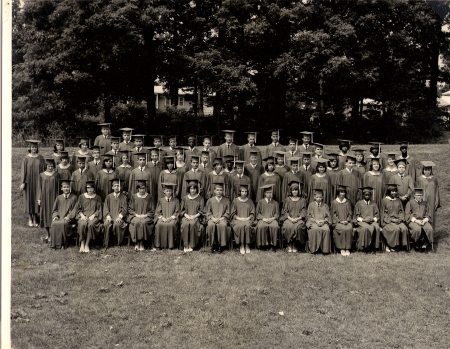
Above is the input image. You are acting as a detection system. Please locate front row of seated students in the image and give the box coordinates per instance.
[47,175,435,255]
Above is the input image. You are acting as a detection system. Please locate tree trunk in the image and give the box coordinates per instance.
[198,84,205,117]
[429,41,439,110]
[104,99,111,123]
[213,91,221,135]
[193,83,198,118]
[143,31,157,129]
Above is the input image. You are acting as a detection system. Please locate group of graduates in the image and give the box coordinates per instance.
[20,124,441,255]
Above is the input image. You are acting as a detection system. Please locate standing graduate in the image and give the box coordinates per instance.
[299,152,314,195]
[96,154,117,202]
[326,153,340,200]
[239,132,262,163]
[200,135,217,165]
[298,131,315,153]
[280,180,307,253]
[389,158,414,208]
[416,161,440,230]
[199,150,213,176]
[263,129,286,160]
[37,158,60,241]
[306,189,331,254]
[366,142,384,172]
[336,155,362,207]
[273,151,289,179]
[93,123,112,155]
[223,155,236,176]
[115,150,133,197]
[307,159,332,206]
[71,137,92,171]
[331,185,354,256]
[158,156,180,199]
[130,134,148,168]
[154,183,180,250]
[71,156,95,197]
[182,155,207,200]
[310,143,326,172]
[205,179,231,252]
[281,157,306,202]
[337,139,352,170]
[353,149,366,176]
[150,135,167,166]
[184,134,200,169]
[128,152,154,200]
[255,184,280,251]
[354,186,380,251]
[205,158,232,199]
[216,130,239,158]
[380,183,408,252]
[105,136,121,168]
[382,153,399,183]
[87,145,103,179]
[56,151,73,181]
[397,142,421,184]
[167,135,178,156]
[118,127,134,151]
[128,179,155,251]
[180,179,205,252]
[230,161,252,201]
[175,147,188,177]
[103,178,128,248]
[285,137,302,160]
[230,184,255,254]
[75,180,103,253]
[51,139,65,165]
[256,157,282,203]
[405,188,434,251]
[49,179,78,249]
[244,150,264,200]
[363,158,385,213]
[146,147,164,204]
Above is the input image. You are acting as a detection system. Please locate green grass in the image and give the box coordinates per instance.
[10,145,450,349]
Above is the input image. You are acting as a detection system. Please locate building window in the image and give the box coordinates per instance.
[179,97,184,106]
[165,97,171,106]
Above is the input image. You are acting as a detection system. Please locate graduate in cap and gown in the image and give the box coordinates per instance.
[307,159,332,206]
[255,184,280,250]
[230,161,252,201]
[184,134,200,169]
[310,143,326,173]
[146,147,164,203]
[150,135,167,167]
[71,137,92,171]
[105,136,121,168]
[87,145,103,179]
[353,148,366,176]
[388,158,414,208]
[50,179,78,249]
[239,132,262,163]
[52,139,65,165]
[71,156,95,197]
[130,134,148,168]
[38,158,60,239]
[397,142,421,184]
[216,130,239,158]
[199,150,213,176]
[281,157,307,202]
[285,137,302,160]
[94,123,112,154]
[230,183,255,254]
[331,184,354,256]
[200,135,217,165]
[381,153,399,183]
[114,150,133,196]
[223,155,237,176]
[158,156,181,199]
[280,180,307,253]
[56,151,74,181]
[154,182,180,249]
[128,152,154,200]
[128,179,155,251]
[354,186,381,251]
[326,153,340,200]
[180,179,205,252]
[244,150,264,200]
[273,151,290,179]
[205,157,232,199]
[299,131,315,153]
[336,155,362,207]
[366,142,384,172]
[181,155,207,200]
[167,135,178,156]
[306,188,331,254]
[175,147,188,177]
[103,178,128,248]
[415,161,440,230]
[337,139,352,170]
[380,184,408,252]
[299,152,314,195]
[405,188,434,251]
[75,180,103,253]
[363,158,385,213]
[263,129,286,160]
[119,128,134,151]
[256,156,282,203]
[95,154,117,202]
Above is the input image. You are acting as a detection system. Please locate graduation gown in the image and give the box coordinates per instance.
[71,169,95,197]
[147,161,163,203]
[76,193,103,242]
[200,148,217,166]
[154,197,180,249]
[94,135,111,154]
[128,167,154,201]
[56,163,74,181]
[285,149,302,161]
[128,193,155,243]
[239,144,262,163]
[50,193,77,249]
[298,144,315,155]
[216,143,239,158]
[244,163,264,199]
[380,197,408,248]
[327,167,340,202]
[158,170,181,199]
[180,194,205,248]
[382,167,398,184]
[331,199,354,250]
[52,152,62,166]
[37,171,60,228]
[103,193,128,247]
[71,151,92,171]
[199,163,213,177]
[263,143,286,159]
[337,153,348,171]
[274,165,289,180]
[280,197,307,245]
[87,160,103,179]
[21,154,45,214]
[389,173,414,206]
[256,173,282,202]
[365,155,384,172]
[182,169,207,199]
[96,169,117,202]
[415,175,440,230]
[119,141,134,152]
[307,174,333,207]
[306,202,331,253]
[205,171,232,199]
[230,174,252,201]
[281,171,307,203]
[230,198,255,245]
[336,169,362,207]
[130,147,149,168]
[397,155,421,184]
[354,199,380,249]
[205,196,230,247]
[405,199,433,243]
[354,163,366,176]
[363,171,385,214]
[299,165,314,197]
[310,156,326,174]
[115,165,132,195]
[106,149,121,168]
[255,199,280,248]
[185,147,200,170]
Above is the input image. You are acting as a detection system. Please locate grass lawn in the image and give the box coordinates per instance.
[10,145,450,349]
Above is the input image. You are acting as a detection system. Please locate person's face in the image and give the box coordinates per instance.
[291,187,299,197]
[62,184,70,194]
[372,161,380,171]
[151,153,159,162]
[123,133,131,142]
[400,146,407,154]
[111,141,119,150]
[291,163,299,172]
[169,139,176,147]
[121,155,129,164]
[191,159,199,169]
[267,163,274,171]
[356,154,363,162]
[276,157,284,165]
[363,192,371,201]
[30,144,38,153]
[189,186,198,195]
[214,163,222,172]
[138,157,146,167]
[78,161,85,170]
[387,157,395,165]
[46,163,54,171]
[240,188,248,198]
[92,150,100,159]
[86,185,95,194]
[154,139,162,148]
[329,159,337,168]
[250,155,257,164]
[201,155,209,163]
[271,133,279,142]
[80,143,88,151]
[302,135,310,144]
[203,139,211,148]
[226,161,233,170]
[112,183,120,193]
[314,194,323,203]
[176,151,184,161]
[56,143,63,151]
[167,162,174,171]
[225,134,232,143]
[415,194,423,203]
[214,186,223,197]
[164,188,173,197]
[318,165,325,174]
[398,164,406,174]
[248,136,255,144]
[236,166,243,174]
[264,190,273,199]
[341,145,348,153]
[303,157,310,166]
[101,127,109,135]
[188,137,195,147]
[315,147,323,156]
[338,190,346,199]
[135,140,143,148]
[105,159,112,168]
[61,157,69,165]
[138,186,146,195]
[423,168,432,177]
[289,141,296,151]
[346,160,354,170]
[371,148,379,156]
[389,189,397,199]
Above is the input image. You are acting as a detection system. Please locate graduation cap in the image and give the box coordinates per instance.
[369,157,381,163]
[249,150,261,157]
[53,139,65,146]
[313,188,324,195]
[288,180,301,188]
[164,156,176,167]
[147,147,163,161]
[315,159,328,166]
[132,134,146,145]
[25,139,41,144]
[326,153,339,160]
[385,183,399,191]
[273,151,287,163]
[45,158,56,166]
[397,141,409,148]
[133,179,148,188]
[313,143,325,150]
[150,135,164,144]
[414,188,424,195]
[244,131,258,143]
[85,180,96,188]
[421,161,436,168]
[263,156,275,163]
[300,131,314,143]
[89,145,103,152]
[345,155,357,163]
[185,179,199,188]
[386,152,398,159]
[101,153,114,160]
[288,157,301,165]
[213,157,223,166]
[201,135,213,146]
[118,150,132,157]
[77,137,90,146]
[110,136,121,144]
[133,151,148,159]
[59,151,69,159]
[353,149,365,155]
[394,158,408,166]
[268,129,282,138]
[234,160,246,168]
[75,156,87,163]
[58,179,73,186]
[212,177,225,188]
[223,155,235,163]
[301,152,313,158]
[288,137,299,146]
[200,150,210,157]
[119,127,134,134]
[167,135,177,143]
[360,186,374,194]
[334,184,348,192]
[338,139,352,146]
[260,184,274,191]
[98,123,112,128]
[190,155,200,163]
[368,142,383,153]
[110,178,122,190]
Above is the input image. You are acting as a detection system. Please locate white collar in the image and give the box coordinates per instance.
[58,163,70,169]
[138,166,146,171]
[27,153,39,158]
[103,169,114,173]
[137,193,148,198]
[345,168,352,173]
[119,164,131,168]
[237,197,248,202]
[368,171,380,175]
[264,172,275,176]
[421,174,433,179]
[188,194,199,200]
[316,173,326,178]
[215,196,222,202]
[250,163,257,168]
[43,171,55,176]
[114,193,120,198]
[213,170,223,175]
[265,198,272,203]
[84,193,96,199]
[290,197,300,202]
[385,196,396,201]
[336,197,347,203]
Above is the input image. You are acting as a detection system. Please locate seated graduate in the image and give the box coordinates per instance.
[230,183,255,255]
[205,179,230,252]
[230,160,252,201]
[306,188,331,254]
[56,151,73,181]
[255,184,280,251]
[103,178,128,248]
[280,180,307,253]
[354,186,380,252]
[154,182,180,250]
[128,179,155,251]
[405,188,433,252]
[76,180,103,253]
[380,183,408,252]
[331,184,354,256]
[180,179,205,253]
[71,156,95,197]
[50,179,78,249]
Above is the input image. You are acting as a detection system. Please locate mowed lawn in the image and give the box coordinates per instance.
[10,145,450,349]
